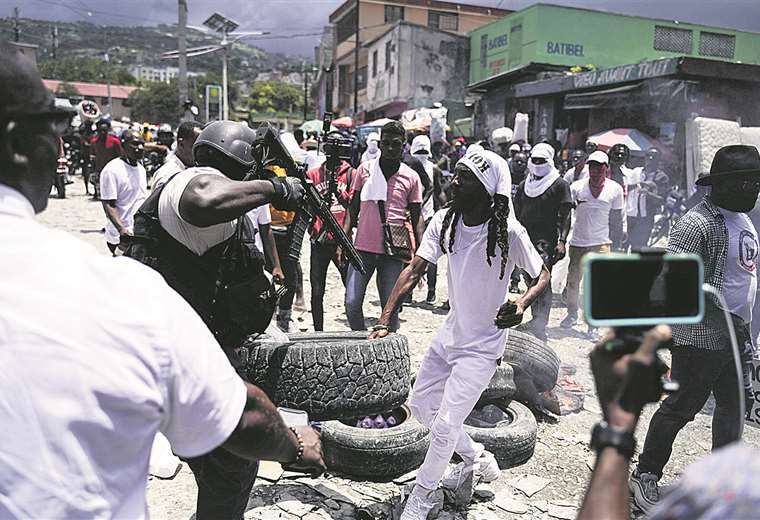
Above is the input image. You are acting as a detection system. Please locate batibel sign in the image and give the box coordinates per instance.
[547,42,584,56]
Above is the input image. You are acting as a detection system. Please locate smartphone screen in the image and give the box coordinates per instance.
[584,253,704,327]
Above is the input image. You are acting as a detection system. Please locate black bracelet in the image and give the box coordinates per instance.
[590,421,636,459]
[289,427,304,463]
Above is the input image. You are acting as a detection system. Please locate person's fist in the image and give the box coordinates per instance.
[495,300,525,329]
[284,426,326,478]
[270,177,305,211]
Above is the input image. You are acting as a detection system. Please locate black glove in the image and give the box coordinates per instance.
[494,300,524,329]
[269,177,305,211]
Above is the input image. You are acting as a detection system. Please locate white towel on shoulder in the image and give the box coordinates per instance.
[360,159,388,202]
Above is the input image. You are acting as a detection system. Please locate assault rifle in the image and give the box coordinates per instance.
[251,123,366,275]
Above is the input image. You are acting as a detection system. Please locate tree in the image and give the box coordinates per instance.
[128,81,180,124]
[248,80,303,115]
[38,57,136,85]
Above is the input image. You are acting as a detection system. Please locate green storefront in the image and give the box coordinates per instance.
[468,3,760,153]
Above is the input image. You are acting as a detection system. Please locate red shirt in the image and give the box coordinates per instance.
[306,161,353,242]
[90,134,123,172]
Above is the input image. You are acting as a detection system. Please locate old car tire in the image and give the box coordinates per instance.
[320,405,429,480]
[244,332,410,421]
[502,329,560,393]
[478,364,517,405]
[463,401,537,469]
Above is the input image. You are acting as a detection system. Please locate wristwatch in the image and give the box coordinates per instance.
[589,421,636,459]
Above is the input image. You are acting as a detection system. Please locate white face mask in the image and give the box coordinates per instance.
[415,154,429,165]
[367,141,379,153]
[528,160,552,178]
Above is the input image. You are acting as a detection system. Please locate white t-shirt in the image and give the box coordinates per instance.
[0,185,245,519]
[420,159,436,221]
[623,166,648,217]
[718,207,758,322]
[246,204,272,253]
[563,164,589,184]
[99,157,147,244]
[158,167,237,256]
[569,178,625,247]
[417,210,544,358]
[151,152,186,190]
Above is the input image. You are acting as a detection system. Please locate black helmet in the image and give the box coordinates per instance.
[193,121,257,167]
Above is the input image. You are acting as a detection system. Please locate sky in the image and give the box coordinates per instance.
[4,0,760,57]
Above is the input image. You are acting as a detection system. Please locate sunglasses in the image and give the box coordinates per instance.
[530,157,548,165]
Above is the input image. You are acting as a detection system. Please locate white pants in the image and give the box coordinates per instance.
[410,340,499,490]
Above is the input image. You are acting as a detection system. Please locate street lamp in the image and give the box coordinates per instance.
[161,13,268,120]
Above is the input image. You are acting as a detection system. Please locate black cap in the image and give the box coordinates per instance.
[0,42,74,120]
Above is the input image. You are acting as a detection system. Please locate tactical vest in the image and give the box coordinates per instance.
[125,173,277,347]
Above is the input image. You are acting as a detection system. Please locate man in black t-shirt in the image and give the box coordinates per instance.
[513,143,573,341]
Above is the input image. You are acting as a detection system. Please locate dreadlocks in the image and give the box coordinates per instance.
[439,193,511,279]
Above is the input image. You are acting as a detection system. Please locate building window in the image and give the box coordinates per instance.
[385,40,392,71]
[428,11,458,31]
[653,25,693,54]
[357,66,368,90]
[385,5,404,24]
[372,50,378,77]
[480,34,488,66]
[336,6,357,44]
[699,31,736,59]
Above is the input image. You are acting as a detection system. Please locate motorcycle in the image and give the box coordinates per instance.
[53,139,68,199]
[647,186,687,246]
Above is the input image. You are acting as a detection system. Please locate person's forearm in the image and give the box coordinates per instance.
[180,176,278,228]
[558,209,571,243]
[222,382,299,463]
[516,266,550,309]
[342,210,353,239]
[262,227,281,271]
[102,202,127,233]
[378,260,427,324]
[577,447,630,520]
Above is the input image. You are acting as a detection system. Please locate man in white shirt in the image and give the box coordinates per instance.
[246,204,284,282]
[0,45,324,520]
[151,120,202,189]
[562,151,624,331]
[99,130,147,255]
[370,150,550,519]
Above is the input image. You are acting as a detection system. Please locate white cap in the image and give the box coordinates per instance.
[509,143,521,153]
[491,127,514,145]
[587,150,609,165]
[411,135,432,155]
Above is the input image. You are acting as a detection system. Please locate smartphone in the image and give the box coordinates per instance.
[583,253,704,328]
[277,407,309,428]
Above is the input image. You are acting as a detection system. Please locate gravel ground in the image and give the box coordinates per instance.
[40,179,760,519]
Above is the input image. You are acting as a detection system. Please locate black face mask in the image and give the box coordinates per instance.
[710,189,758,213]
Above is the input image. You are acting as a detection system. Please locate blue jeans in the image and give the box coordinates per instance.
[345,251,405,332]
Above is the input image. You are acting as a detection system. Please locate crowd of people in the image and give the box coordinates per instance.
[3,41,760,520]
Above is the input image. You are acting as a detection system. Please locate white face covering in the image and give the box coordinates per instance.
[367,140,379,153]
[416,154,429,165]
[528,161,552,179]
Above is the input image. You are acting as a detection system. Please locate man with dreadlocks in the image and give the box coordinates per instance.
[370,150,550,519]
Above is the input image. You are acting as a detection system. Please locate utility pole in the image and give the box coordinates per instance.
[12,7,20,42]
[353,0,359,117]
[221,44,229,119]
[51,25,59,59]
[177,0,188,110]
[104,49,112,110]
[302,63,309,122]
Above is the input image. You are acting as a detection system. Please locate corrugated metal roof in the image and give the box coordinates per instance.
[42,79,138,100]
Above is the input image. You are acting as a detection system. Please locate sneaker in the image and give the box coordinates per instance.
[560,315,577,329]
[442,451,501,506]
[400,485,443,520]
[440,300,450,311]
[630,469,660,513]
[426,291,436,305]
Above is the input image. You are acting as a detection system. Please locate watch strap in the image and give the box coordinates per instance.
[590,421,636,459]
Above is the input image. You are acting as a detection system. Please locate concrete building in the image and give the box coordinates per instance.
[43,79,138,120]
[364,21,469,120]
[468,4,760,142]
[131,65,200,84]
[10,42,39,68]
[322,0,509,122]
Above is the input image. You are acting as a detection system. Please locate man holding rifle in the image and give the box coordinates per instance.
[128,120,316,518]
